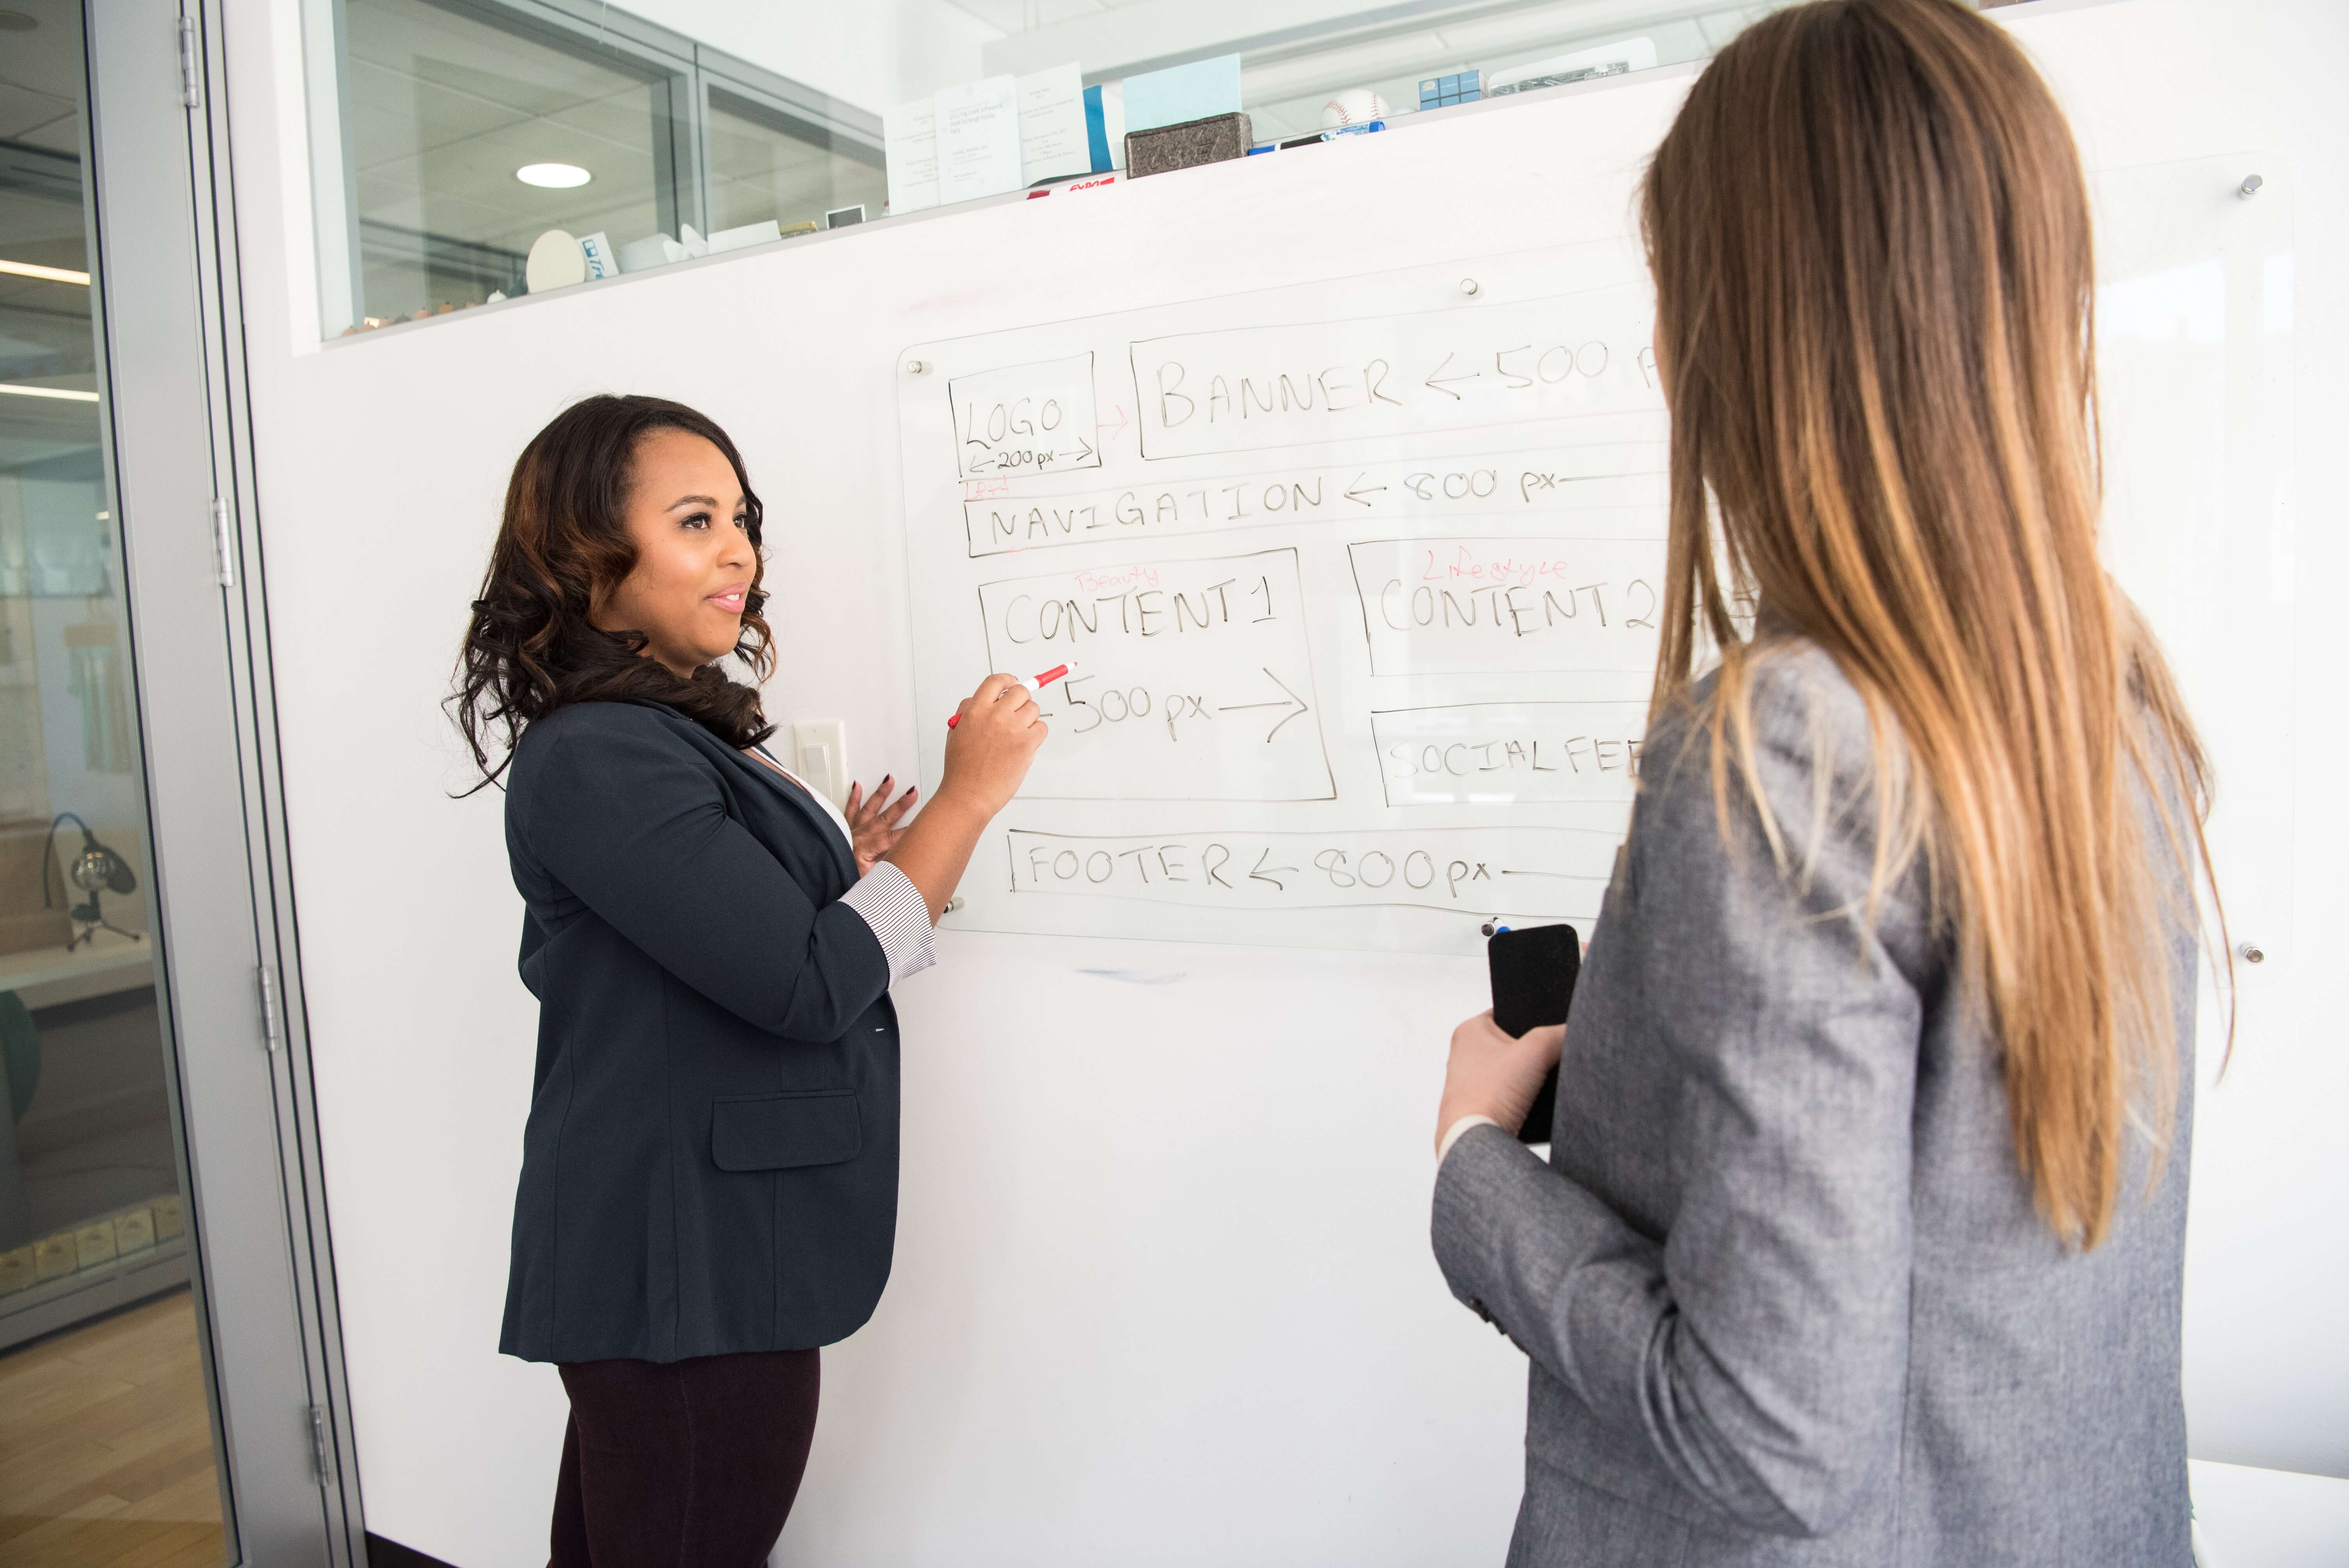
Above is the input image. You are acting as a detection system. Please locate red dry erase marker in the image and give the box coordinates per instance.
[947,663,1077,729]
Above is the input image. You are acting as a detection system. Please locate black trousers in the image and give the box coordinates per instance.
[551,1349,821,1567]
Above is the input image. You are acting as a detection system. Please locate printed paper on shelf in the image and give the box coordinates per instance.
[883,98,939,214]
[935,75,1024,204]
[1019,63,1093,186]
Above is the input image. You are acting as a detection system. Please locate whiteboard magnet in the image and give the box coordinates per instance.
[906,358,931,374]
[1460,278,1480,296]
[2238,942,2266,964]
[2237,173,2264,199]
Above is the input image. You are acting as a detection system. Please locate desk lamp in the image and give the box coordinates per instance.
[45,813,143,951]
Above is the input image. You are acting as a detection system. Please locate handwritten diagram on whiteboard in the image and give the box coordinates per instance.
[898,241,1668,952]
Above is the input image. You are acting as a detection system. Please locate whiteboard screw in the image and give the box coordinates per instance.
[2237,174,2263,199]
[1460,278,1480,296]
[906,358,930,374]
[2239,942,2265,964]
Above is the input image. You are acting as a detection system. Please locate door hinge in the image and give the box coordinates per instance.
[308,1404,333,1486]
[256,964,282,1052]
[177,17,202,110]
[210,496,235,588]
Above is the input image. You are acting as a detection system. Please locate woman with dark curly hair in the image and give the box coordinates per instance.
[453,393,1044,1566]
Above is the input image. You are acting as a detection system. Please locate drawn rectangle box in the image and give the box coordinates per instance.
[975,546,1334,801]
[959,458,1668,559]
[1371,702,1648,807]
[948,352,1103,479]
[1005,825,1618,919]
[1125,283,1660,462]
[1347,535,1665,676]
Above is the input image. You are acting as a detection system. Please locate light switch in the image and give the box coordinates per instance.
[792,720,849,808]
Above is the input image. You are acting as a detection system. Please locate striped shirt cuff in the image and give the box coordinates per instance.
[839,862,936,984]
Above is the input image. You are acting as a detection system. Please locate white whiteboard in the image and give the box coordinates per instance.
[899,241,1670,952]
[2093,153,2297,991]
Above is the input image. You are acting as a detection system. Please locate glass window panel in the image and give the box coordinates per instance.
[310,0,2012,337]
[706,88,886,235]
[1,0,231,1558]
[343,0,681,321]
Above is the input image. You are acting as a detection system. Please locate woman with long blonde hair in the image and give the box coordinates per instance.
[1429,1,2214,1561]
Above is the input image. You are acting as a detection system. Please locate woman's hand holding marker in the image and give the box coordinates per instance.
[882,671,1048,922]
[937,672,1051,819]
[946,663,1079,728]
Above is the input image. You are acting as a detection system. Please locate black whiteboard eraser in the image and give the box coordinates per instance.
[1126,113,1253,179]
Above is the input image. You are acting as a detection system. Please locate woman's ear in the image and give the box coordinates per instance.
[585,562,624,631]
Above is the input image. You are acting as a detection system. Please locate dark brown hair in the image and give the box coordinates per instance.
[451,394,775,788]
[1640,0,2217,1245]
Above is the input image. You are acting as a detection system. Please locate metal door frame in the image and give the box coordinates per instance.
[82,0,365,1559]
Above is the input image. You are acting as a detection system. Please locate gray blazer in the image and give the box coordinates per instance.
[1433,641,2195,1566]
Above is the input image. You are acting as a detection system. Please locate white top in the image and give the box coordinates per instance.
[751,750,937,985]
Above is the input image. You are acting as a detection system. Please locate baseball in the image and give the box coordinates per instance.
[1320,88,1390,129]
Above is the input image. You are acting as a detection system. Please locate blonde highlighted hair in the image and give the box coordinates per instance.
[1640,0,2221,1247]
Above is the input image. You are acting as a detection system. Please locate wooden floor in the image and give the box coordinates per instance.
[0,1288,226,1567]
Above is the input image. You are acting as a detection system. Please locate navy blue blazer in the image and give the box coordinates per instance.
[498,699,899,1364]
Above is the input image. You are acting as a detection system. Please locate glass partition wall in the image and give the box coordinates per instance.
[337,0,686,319]
[704,87,884,238]
[0,1,230,1561]
[7,0,373,1561]
[308,0,887,332]
[304,0,1862,340]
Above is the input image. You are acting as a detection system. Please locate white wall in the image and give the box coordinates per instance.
[216,0,2349,1563]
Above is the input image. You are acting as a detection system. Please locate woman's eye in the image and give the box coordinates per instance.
[681,512,711,530]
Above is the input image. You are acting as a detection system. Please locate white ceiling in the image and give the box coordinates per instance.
[0,0,82,155]
[920,0,1773,140]
[936,0,1155,39]
[618,0,1759,118]
[0,0,98,423]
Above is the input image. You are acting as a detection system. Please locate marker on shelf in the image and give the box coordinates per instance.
[947,663,1079,728]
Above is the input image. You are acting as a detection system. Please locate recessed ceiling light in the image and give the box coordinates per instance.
[516,163,591,189]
